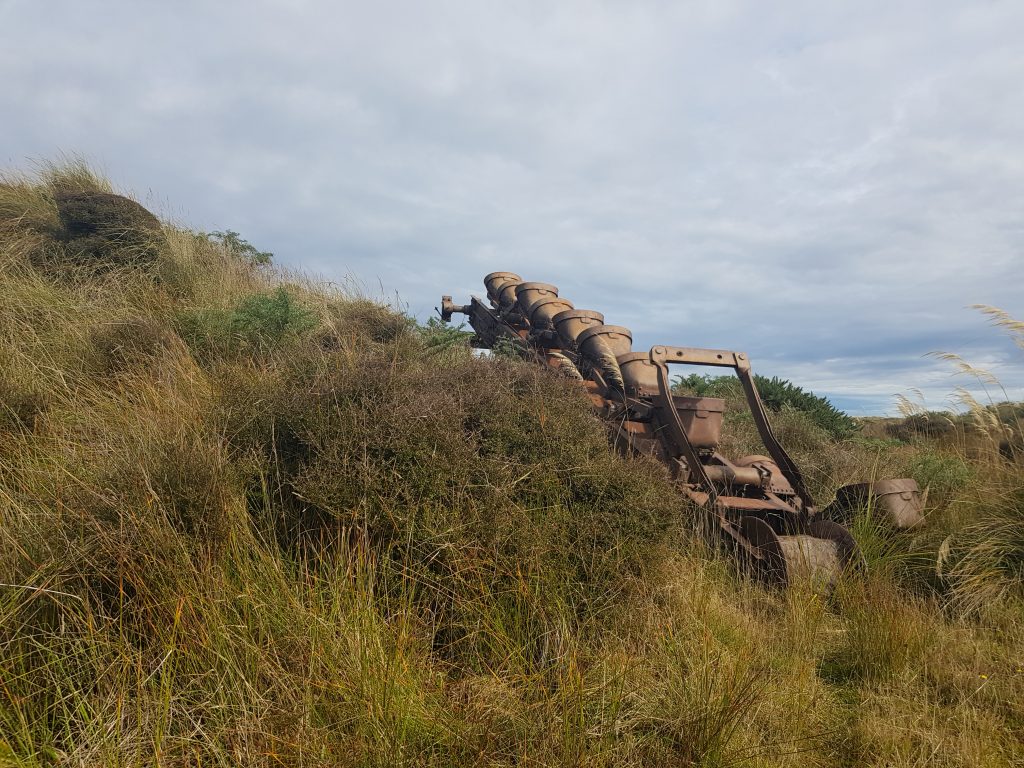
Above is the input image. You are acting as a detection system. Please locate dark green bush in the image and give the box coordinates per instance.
[53,191,164,271]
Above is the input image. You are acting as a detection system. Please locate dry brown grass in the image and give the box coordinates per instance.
[0,162,1022,766]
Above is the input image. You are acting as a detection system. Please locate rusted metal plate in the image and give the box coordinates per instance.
[830,479,925,529]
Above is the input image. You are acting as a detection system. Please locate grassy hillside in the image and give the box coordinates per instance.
[0,163,1022,767]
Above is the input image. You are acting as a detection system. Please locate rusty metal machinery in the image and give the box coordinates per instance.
[440,273,925,589]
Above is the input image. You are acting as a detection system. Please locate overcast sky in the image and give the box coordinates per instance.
[3,0,1022,413]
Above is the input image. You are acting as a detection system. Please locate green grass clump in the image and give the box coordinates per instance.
[177,285,319,358]
[0,161,1022,766]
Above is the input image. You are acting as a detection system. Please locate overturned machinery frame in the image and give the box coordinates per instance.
[440,273,924,588]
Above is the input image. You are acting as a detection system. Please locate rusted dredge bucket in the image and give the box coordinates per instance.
[577,325,633,362]
[618,350,726,449]
[830,479,924,529]
[484,272,522,303]
[741,516,859,590]
[528,296,575,329]
[617,351,658,395]
[672,396,724,450]
[552,309,604,347]
[514,282,559,314]
[496,279,523,309]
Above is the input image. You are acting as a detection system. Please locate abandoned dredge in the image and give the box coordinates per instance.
[442,272,925,588]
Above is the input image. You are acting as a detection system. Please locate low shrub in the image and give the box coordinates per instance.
[177,285,318,358]
[907,449,974,508]
[216,343,682,670]
[52,190,164,272]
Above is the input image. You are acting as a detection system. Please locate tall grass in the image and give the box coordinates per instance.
[916,307,1024,618]
[0,162,1021,766]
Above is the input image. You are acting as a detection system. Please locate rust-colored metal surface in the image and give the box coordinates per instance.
[514,282,559,314]
[439,276,925,588]
[830,478,925,529]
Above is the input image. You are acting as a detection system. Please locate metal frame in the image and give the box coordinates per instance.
[648,345,813,511]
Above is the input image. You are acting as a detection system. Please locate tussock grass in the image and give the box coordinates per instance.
[0,162,1022,766]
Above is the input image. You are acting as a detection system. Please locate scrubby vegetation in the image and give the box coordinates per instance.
[673,373,858,439]
[0,163,1022,766]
